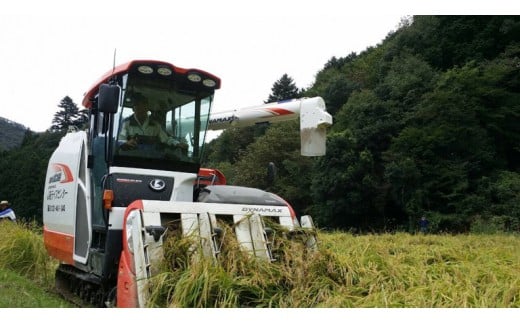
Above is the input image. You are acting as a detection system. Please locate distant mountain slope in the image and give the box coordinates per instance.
[0,116,28,151]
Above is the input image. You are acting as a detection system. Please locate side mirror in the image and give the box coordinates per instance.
[98,84,120,114]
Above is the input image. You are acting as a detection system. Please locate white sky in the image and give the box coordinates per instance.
[0,0,517,132]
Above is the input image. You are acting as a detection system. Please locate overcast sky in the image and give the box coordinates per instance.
[0,1,516,132]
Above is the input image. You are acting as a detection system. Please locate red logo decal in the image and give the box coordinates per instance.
[265,107,294,116]
[49,163,74,183]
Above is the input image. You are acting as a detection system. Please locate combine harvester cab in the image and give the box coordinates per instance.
[42,60,331,307]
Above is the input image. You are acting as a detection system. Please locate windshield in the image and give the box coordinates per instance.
[112,71,214,171]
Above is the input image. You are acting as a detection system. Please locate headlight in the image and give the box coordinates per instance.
[126,212,136,254]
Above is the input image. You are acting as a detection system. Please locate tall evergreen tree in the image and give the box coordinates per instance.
[50,96,85,132]
[75,108,89,128]
[265,74,302,103]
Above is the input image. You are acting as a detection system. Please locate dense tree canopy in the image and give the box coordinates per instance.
[208,15,520,233]
[308,16,520,232]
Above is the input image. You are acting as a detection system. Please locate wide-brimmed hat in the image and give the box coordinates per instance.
[0,200,9,205]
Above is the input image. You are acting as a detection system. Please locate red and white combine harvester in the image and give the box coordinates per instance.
[42,60,332,307]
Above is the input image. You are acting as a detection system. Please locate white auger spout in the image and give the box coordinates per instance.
[207,97,333,156]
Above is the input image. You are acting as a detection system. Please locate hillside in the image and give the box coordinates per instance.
[0,116,28,151]
[207,15,520,233]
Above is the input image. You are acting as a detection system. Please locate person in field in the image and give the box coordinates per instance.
[0,200,16,222]
[419,216,429,234]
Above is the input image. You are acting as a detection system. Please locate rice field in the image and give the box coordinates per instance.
[0,221,56,286]
[145,224,520,308]
[317,232,519,307]
[0,220,518,308]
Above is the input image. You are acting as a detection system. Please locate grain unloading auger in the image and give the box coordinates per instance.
[42,60,332,307]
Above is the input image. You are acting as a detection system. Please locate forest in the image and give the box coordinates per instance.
[1,16,519,233]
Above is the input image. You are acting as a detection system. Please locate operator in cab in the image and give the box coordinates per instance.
[119,93,188,157]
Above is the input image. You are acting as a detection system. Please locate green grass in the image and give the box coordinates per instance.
[0,221,55,284]
[0,267,71,307]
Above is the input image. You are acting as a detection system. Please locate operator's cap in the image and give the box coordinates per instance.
[0,200,9,205]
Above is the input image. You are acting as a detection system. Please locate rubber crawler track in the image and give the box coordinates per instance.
[54,264,116,308]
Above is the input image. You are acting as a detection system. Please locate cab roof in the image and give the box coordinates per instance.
[82,60,221,108]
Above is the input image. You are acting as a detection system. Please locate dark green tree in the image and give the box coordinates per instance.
[310,130,385,230]
[391,16,520,70]
[76,108,89,128]
[50,96,86,132]
[265,74,302,103]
